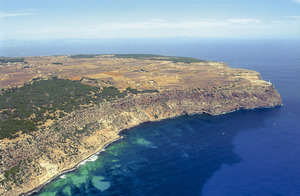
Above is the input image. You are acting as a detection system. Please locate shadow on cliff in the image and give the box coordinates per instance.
[98,107,281,196]
[110,107,280,195]
[119,107,282,196]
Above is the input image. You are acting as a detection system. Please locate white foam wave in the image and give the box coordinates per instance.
[78,154,98,166]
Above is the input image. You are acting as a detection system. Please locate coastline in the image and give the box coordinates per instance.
[24,135,123,196]
[23,116,191,195]
[23,114,183,195]
[1,81,282,195]
[24,105,282,195]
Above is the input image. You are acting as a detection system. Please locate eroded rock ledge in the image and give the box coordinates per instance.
[0,83,281,195]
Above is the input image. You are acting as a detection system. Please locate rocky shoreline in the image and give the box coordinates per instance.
[0,82,281,196]
[24,136,123,196]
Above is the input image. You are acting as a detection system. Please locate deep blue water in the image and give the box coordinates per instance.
[3,39,299,195]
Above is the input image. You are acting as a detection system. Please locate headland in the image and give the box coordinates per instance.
[0,54,282,195]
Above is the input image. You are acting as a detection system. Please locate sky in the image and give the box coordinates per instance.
[0,0,300,40]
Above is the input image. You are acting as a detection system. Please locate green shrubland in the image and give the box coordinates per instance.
[0,58,25,63]
[0,78,127,139]
[0,77,161,139]
[114,54,206,64]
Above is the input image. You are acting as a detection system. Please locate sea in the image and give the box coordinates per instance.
[1,38,300,196]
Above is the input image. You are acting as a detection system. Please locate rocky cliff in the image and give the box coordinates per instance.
[0,82,281,195]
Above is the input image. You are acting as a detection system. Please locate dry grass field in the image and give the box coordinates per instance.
[0,54,268,91]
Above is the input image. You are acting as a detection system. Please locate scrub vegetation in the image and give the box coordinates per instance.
[114,54,206,64]
[0,78,159,139]
[0,78,127,139]
[69,54,98,58]
[0,58,25,63]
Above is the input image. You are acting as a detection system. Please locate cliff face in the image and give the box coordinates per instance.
[0,83,281,195]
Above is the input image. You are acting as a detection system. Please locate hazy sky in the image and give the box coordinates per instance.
[1,0,300,40]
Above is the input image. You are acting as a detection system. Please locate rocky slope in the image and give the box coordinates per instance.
[0,82,281,195]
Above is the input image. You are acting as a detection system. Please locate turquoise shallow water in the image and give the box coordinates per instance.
[6,39,299,195]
